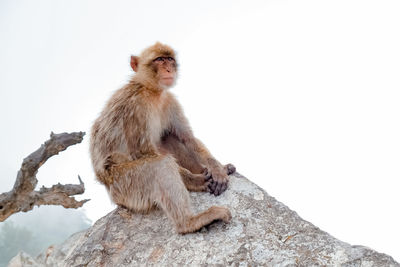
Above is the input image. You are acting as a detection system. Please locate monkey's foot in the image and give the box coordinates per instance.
[177,206,231,234]
[224,163,236,175]
[211,206,232,223]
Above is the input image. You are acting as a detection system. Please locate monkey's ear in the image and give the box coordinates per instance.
[130,56,140,72]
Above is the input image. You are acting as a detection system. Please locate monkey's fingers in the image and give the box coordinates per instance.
[220,182,228,193]
[214,181,229,196]
[208,179,228,196]
[214,183,223,196]
[206,181,213,193]
[208,180,217,193]
[202,168,212,180]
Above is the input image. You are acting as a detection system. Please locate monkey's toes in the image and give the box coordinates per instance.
[225,163,236,175]
[209,206,232,223]
[219,207,232,223]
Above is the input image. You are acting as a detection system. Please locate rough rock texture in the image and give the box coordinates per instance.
[9,173,399,266]
[8,252,39,267]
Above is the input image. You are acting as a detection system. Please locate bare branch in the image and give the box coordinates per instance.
[0,132,90,222]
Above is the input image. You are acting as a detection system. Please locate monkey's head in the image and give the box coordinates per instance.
[130,42,178,90]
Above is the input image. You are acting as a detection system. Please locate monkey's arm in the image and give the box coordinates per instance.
[168,97,231,195]
[123,100,159,159]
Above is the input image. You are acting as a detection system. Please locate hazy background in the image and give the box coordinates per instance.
[0,207,91,266]
[1,0,399,262]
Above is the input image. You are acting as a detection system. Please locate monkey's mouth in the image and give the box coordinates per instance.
[161,77,175,85]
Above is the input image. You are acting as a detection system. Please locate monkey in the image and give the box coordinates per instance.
[89,42,236,234]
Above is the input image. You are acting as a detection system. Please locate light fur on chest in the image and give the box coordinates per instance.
[147,93,169,146]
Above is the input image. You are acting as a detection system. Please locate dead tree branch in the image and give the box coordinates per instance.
[0,132,90,222]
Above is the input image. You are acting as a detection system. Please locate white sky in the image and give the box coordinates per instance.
[1,0,399,262]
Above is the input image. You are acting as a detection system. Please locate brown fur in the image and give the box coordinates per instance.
[90,42,235,234]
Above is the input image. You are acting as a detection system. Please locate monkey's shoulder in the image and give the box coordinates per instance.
[104,85,144,109]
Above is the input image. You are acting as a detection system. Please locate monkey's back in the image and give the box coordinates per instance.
[90,86,136,184]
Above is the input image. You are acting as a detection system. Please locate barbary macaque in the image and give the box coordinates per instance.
[90,42,236,234]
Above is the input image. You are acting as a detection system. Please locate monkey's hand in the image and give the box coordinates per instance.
[206,167,229,196]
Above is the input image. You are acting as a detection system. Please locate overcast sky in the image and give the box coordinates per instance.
[1,0,399,261]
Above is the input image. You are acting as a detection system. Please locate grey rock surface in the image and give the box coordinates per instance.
[8,251,39,267]
[9,173,399,266]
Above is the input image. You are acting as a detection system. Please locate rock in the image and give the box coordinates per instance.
[9,173,399,266]
[7,251,39,267]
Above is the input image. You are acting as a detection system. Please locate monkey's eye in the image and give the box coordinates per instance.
[167,57,175,62]
[154,57,165,62]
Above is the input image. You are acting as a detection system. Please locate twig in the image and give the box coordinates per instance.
[0,132,90,221]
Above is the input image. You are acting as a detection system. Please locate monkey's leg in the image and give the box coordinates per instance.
[161,134,204,173]
[108,155,231,233]
[161,135,210,192]
[151,157,231,234]
[108,155,163,212]
[180,206,231,234]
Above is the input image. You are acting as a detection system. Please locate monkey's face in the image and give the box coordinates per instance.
[130,42,178,89]
[152,56,177,89]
